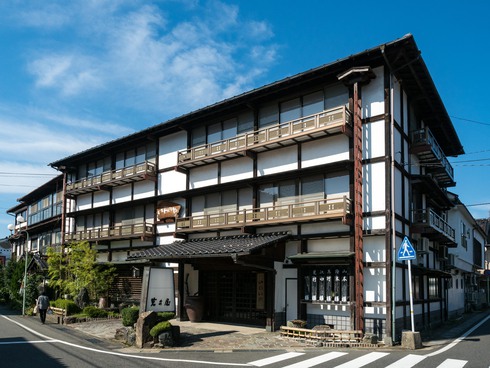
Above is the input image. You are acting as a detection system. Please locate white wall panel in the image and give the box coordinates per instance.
[394,168,402,215]
[159,171,186,195]
[362,66,384,118]
[403,90,408,135]
[308,238,350,252]
[301,222,349,234]
[189,164,218,188]
[364,267,386,302]
[134,180,155,200]
[363,162,386,211]
[159,131,187,170]
[257,146,297,176]
[364,216,386,231]
[393,78,401,124]
[363,120,385,160]
[93,191,109,208]
[77,193,92,210]
[364,236,386,262]
[302,136,349,168]
[113,184,132,204]
[221,157,253,183]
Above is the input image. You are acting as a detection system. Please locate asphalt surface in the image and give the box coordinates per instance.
[63,309,490,352]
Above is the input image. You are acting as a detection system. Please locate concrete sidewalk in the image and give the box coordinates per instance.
[66,309,490,351]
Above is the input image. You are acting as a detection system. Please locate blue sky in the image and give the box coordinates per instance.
[1,0,489,238]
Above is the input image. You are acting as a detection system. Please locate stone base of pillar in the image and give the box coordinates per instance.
[401,330,423,349]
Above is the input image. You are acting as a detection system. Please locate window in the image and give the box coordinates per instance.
[428,277,440,299]
[280,98,301,123]
[259,103,279,128]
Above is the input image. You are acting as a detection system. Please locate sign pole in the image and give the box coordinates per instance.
[407,259,415,332]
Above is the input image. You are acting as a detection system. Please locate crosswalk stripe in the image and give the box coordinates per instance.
[332,352,390,368]
[384,354,427,368]
[436,359,467,368]
[248,352,305,366]
[281,352,348,368]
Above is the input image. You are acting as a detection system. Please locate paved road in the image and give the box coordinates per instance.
[2,309,490,368]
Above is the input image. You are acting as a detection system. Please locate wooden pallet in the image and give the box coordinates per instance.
[280,326,364,346]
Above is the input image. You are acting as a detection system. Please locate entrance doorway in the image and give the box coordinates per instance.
[286,278,298,322]
[202,270,267,325]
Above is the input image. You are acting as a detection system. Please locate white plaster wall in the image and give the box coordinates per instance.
[364,216,386,231]
[159,171,187,195]
[448,276,465,314]
[221,157,253,183]
[394,168,402,215]
[274,262,297,313]
[77,193,92,211]
[308,238,350,252]
[394,129,402,165]
[257,146,297,176]
[362,66,385,118]
[134,180,155,200]
[364,236,386,263]
[363,120,385,160]
[393,78,401,124]
[364,267,386,302]
[403,91,409,135]
[112,251,130,262]
[159,131,187,170]
[301,222,349,234]
[189,164,218,189]
[363,162,386,212]
[302,136,350,168]
[93,191,110,208]
[156,223,175,234]
[113,184,132,204]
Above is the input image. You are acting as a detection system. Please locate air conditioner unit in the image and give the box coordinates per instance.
[416,237,429,254]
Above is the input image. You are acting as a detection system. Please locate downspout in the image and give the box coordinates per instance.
[381,45,397,345]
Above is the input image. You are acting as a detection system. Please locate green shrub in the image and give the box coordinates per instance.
[157,312,175,322]
[150,321,172,337]
[52,299,81,316]
[121,306,139,326]
[83,306,109,318]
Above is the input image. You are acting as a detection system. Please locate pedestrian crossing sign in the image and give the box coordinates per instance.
[397,236,416,261]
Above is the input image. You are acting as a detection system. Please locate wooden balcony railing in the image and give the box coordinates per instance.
[66,162,156,195]
[177,105,351,168]
[412,208,455,244]
[411,128,454,186]
[65,223,154,242]
[176,196,351,232]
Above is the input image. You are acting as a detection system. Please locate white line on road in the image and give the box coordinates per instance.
[281,352,348,368]
[248,352,304,366]
[384,354,426,368]
[1,314,251,366]
[436,358,467,368]
[425,314,490,357]
[333,352,390,367]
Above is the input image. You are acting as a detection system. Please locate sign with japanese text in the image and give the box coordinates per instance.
[143,267,175,313]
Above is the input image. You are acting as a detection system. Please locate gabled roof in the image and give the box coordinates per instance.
[49,33,463,170]
[128,232,289,260]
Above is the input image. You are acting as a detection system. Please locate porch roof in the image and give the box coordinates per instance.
[127,232,290,260]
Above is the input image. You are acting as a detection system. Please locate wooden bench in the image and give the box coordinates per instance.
[47,307,66,324]
[280,326,364,346]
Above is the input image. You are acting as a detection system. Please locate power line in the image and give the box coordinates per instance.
[466,202,490,207]
[0,172,56,177]
[451,116,490,127]
[451,158,490,163]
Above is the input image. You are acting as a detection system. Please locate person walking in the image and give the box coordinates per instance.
[37,292,50,324]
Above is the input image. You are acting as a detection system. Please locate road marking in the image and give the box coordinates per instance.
[1,314,250,366]
[384,354,426,367]
[281,352,348,368]
[333,352,390,367]
[248,352,304,366]
[425,314,490,357]
[436,359,467,368]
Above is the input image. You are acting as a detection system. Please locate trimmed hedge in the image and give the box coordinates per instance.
[51,299,81,316]
[149,321,172,337]
[121,306,139,326]
[83,306,109,318]
[157,312,175,322]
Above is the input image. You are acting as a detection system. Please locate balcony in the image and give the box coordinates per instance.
[177,106,352,168]
[66,223,155,242]
[176,196,351,232]
[411,128,455,187]
[67,162,156,196]
[412,208,456,246]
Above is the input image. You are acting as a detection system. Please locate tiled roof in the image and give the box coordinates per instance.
[128,232,289,260]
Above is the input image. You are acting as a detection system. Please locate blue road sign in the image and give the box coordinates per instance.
[397,236,416,261]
